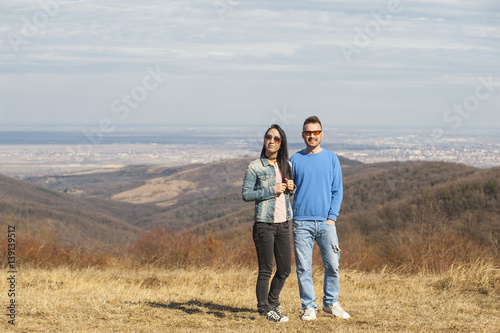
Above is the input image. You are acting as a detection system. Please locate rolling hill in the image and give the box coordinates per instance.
[0,173,143,249]
[4,156,498,263]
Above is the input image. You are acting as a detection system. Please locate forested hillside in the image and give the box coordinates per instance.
[3,157,498,273]
[0,173,142,248]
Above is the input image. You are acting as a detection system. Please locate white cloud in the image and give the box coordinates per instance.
[0,0,499,128]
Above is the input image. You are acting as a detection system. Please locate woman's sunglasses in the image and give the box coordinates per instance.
[265,134,281,143]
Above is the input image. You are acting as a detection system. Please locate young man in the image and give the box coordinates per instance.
[290,116,350,320]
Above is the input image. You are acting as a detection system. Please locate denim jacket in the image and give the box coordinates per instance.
[241,157,294,222]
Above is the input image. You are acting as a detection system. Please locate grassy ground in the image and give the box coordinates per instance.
[1,262,499,332]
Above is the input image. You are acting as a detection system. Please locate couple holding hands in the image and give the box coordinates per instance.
[242,116,350,322]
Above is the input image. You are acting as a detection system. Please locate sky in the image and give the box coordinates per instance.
[1,0,499,131]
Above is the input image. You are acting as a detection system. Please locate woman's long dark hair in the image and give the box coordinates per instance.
[260,124,292,182]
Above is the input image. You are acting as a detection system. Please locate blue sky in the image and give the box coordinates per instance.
[1,0,499,130]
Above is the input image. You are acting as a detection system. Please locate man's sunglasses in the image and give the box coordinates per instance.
[265,134,281,142]
[303,130,322,136]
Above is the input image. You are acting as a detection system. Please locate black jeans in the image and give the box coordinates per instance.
[252,221,292,315]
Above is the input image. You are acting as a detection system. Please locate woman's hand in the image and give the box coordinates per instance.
[274,183,287,195]
[284,178,294,191]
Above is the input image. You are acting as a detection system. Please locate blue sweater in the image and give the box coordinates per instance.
[290,149,343,221]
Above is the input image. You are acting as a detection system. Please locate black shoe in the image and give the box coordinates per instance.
[265,310,289,322]
[272,305,285,317]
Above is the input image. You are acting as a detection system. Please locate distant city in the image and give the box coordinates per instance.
[0,126,498,178]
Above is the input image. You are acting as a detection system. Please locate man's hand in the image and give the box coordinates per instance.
[326,219,336,225]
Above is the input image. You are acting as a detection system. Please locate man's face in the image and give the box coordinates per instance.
[302,122,323,150]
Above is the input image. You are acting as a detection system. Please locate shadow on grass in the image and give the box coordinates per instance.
[146,300,256,320]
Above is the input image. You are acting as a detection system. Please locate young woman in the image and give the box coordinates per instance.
[242,124,294,322]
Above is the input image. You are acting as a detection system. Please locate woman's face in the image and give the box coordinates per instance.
[264,128,281,156]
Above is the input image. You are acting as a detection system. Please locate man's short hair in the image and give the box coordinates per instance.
[303,116,322,129]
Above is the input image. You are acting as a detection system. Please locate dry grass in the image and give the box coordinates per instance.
[111,179,196,204]
[2,261,499,333]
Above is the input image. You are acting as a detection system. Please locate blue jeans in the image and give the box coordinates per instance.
[293,220,341,310]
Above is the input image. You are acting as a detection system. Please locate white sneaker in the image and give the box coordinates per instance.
[323,302,350,319]
[301,307,316,320]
